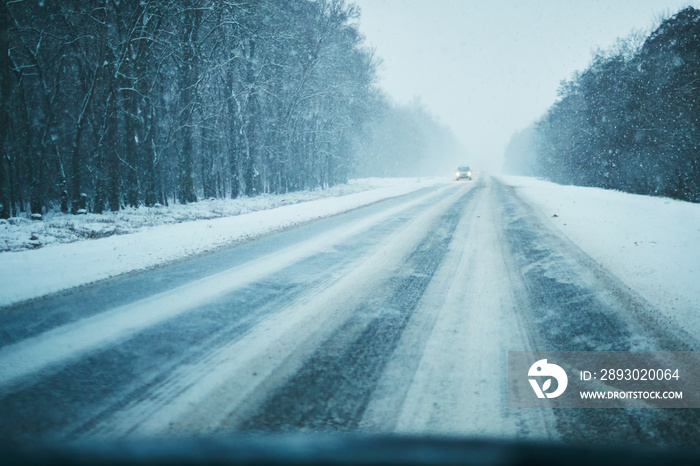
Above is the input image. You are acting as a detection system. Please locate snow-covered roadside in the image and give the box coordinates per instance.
[498,175,700,338]
[0,178,440,253]
[0,177,445,307]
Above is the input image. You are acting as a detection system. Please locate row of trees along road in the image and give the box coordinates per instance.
[0,0,467,219]
[504,7,700,203]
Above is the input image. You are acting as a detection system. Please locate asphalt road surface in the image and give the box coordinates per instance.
[0,177,698,445]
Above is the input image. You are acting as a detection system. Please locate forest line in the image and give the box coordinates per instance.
[504,7,700,203]
[0,0,465,219]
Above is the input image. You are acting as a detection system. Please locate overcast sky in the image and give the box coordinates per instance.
[351,0,699,172]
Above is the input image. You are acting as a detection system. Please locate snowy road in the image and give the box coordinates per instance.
[0,177,698,444]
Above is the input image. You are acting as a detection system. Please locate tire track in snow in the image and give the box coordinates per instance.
[233,188,478,432]
[69,184,475,439]
[495,179,700,446]
[62,196,445,439]
[366,178,555,440]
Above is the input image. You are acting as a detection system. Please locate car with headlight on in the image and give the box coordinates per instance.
[456,166,472,180]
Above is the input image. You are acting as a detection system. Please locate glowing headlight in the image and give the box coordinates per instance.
[456,172,460,177]
[467,171,472,177]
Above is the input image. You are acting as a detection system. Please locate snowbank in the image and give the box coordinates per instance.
[498,175,700,338]
[0,178,439,253]
[0,177,444,307]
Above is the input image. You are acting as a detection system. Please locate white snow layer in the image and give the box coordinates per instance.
[498,175,700,339]
[0,177,443,307]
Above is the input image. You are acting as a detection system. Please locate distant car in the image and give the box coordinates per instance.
[456,166,472,180]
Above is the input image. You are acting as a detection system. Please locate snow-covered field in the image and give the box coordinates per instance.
[499,175,700,338]
[0,177,444,307]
